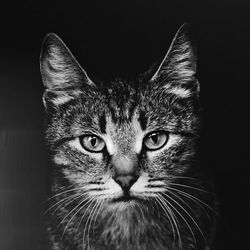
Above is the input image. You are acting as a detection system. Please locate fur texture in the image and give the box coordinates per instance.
[40,24,217,250]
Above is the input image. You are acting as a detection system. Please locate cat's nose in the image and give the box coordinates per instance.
[114,175,139,191]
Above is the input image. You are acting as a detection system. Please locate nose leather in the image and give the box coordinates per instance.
[114,175,138,191]
[112,154,139,191]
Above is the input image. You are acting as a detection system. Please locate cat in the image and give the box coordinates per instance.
[40,23,217,250]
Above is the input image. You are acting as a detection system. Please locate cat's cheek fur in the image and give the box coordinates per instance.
[53,154,71,166]
[130,172,166,197]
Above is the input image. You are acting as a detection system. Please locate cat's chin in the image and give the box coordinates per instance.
[104,195,142,211]
[112,193,140,202]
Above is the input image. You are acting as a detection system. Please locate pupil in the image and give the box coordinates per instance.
[152,135,158,144]
[90,138,97,147]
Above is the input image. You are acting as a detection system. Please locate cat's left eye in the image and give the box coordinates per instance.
[79,134,105,153]
[144,131,169,151]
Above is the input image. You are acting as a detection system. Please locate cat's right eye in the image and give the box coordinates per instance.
[79,134,105,153]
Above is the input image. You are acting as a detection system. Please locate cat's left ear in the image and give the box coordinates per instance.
[150,23,199,97]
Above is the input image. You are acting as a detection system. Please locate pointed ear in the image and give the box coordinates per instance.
[40,33,95,90]
[150,23,199,97]
[40,33,96,108]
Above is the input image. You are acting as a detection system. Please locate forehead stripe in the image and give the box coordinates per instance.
[138,111,147,131]
[99,114,107,134]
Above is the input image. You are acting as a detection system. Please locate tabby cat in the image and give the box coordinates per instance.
[40,24,217,250]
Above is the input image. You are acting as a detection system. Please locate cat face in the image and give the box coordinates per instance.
[41,24,215,250]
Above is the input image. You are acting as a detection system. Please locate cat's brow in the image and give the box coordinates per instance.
[138,111,148,131]
[98,114,107,134]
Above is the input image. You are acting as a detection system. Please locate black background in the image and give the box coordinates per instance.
[0,0,243,249]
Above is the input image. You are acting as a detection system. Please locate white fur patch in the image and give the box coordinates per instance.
[51,89,82,105]
[174,58,194,78]
[103,134,116,156]
[167,87,191,98]
[53,154,70,165]
[103,117,117,155]
[52,95,74,105]
[130,173,148,194]
[132,113,145,153]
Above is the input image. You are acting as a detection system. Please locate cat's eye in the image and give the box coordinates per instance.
[79,134,105,153]
[144,131,169,150]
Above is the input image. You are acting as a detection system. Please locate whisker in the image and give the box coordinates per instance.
[166,189,197,216]
[160,193,197,248]
[159,195,183,250]
[75,198,96,235]
[163,192,206,245]
[167,176,200,181]
[169,183,213,194]
[167,176,215,187]
[87,201,100,249]
[164,190,200,245]
[44,193,81,215]
[135,201,146,221]
[47,186,86,201]
[167,187,212,221]
[61,196,94,240]
[148,177,166,182]
[82,199,98,250]
[155,196,175,234]
[86,200,103,249]
[58,195,89,228]
[92,199,104,236]
[155,196,179,249]
[167,186,217,215]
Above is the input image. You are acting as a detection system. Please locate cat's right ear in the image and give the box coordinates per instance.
[40,33,94,90]
[40,33,95,109]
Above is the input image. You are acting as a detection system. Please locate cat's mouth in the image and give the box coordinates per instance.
[113,195,134,202]
[112,191,139,203]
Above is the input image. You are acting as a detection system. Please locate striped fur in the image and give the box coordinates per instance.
[40,24,217,250]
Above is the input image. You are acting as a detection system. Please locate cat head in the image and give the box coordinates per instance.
[40,23,200,207]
